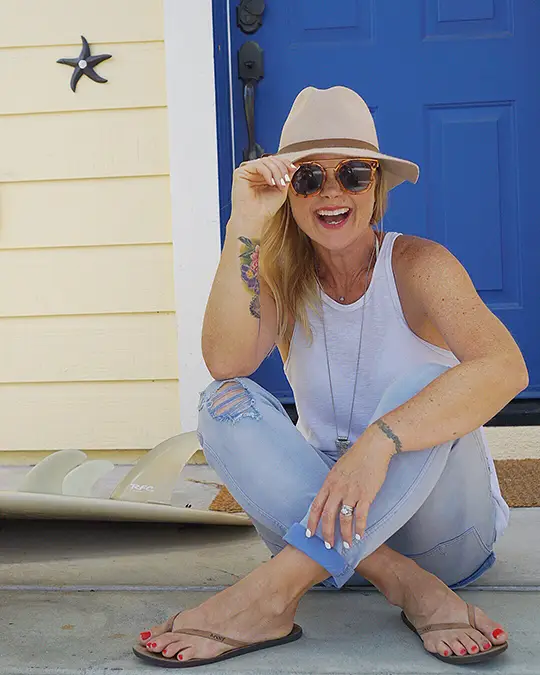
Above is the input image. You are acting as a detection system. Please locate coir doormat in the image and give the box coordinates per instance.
[209,459,540,513]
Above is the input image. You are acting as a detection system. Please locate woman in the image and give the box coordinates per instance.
[134,86,527,667]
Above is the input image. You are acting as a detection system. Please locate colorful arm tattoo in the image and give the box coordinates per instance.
[238,236,261,319]
[375,419,403,454]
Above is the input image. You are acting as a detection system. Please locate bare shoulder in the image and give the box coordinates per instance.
[390,234,475,352]
[393,233,455,270]
[392,234,469,295]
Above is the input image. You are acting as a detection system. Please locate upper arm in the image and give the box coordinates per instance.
[251,277,279,370]
[397,237,527,371]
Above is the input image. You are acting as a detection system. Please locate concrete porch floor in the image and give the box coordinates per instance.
[1,509,539,674]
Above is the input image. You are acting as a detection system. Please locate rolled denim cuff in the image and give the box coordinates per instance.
[283,522,356,589]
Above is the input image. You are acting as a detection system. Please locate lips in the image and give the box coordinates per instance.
[316,208,352,229]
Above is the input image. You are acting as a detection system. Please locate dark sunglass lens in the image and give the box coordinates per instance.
[292,164,324,195]
[338,161,373,192]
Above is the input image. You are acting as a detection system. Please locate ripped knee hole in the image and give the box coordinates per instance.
[206,380,262,424]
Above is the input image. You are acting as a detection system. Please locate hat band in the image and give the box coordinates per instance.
[278,138,379,155]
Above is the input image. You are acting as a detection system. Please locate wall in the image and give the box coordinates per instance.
[0,0,181,462]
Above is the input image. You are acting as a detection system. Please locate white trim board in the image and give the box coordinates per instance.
[163,0,222,431]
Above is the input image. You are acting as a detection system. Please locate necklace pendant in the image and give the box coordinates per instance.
[335,437,352,451]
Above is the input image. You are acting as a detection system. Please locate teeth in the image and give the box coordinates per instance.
[316,208,350,216]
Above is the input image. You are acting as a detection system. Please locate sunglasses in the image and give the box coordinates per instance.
[290,158,379,197]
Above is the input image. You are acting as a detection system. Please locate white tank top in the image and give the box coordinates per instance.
[283,232,509,539]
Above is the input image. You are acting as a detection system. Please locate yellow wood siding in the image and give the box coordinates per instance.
[1,314,178,383]
[1,42,166,115]
[0,0,182,456]
[0,176,171,248]
[0,245,175,316]
[0,109,169,182]
[0,382,179,451]
[0,0,164,48]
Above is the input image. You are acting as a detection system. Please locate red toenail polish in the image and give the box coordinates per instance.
[444,650,449,656]
[178,655,183,660]
[162,650,167,656]
[484,643,491,649]
[471,646,478,652]
[492,628,504,639]
[149,642,157,648]
[460,649,466,655]
[140,632,151,640]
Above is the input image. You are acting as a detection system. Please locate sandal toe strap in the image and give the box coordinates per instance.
[417,622,472,635]
[172,628,249,648]
[417,604,479,636]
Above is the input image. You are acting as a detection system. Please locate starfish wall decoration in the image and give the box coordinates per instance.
[57,35,112,92]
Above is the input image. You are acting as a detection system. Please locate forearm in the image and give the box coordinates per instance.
[201,219,263,378]
[365,357,527,453]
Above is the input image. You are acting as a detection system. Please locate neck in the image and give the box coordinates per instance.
[315,228,378,291]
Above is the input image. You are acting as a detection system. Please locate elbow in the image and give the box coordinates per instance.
[514,362,529,394]
[503,353,529,397]
[207,367,253,382]
[202,337,257,382]
[204,359,256,382]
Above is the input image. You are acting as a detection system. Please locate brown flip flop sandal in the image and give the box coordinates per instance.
[401,603,508,665]
[132,622,303,668]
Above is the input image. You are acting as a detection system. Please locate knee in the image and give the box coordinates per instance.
[197,377,262,427]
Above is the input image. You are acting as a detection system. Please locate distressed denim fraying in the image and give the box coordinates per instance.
[203,379,262,425]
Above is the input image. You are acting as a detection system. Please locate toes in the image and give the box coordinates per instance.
[436,640,452,658]
[475,607,508,644]
[176,646,195,663]
[161,641,186,659]
[448,637,468,657]
[468,629,492,652]
[146,631,181,653]
[490,625,508,644]
[459,633,482,655]
[138,614,177,645]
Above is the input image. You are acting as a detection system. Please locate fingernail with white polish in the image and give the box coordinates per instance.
[343,541,350,550]
[355,534,362,541]
[324,541,332,549]
[305,528,312,538]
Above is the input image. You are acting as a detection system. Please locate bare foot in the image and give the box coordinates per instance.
[137,576,297,663]
[399,567,508,658]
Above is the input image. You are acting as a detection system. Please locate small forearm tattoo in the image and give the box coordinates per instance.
[375,419,403,454]
[238,236,261,319]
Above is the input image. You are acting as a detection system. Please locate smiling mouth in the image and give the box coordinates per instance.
[316,208,352,229]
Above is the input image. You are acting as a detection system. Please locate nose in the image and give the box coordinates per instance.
[320,168,343,197]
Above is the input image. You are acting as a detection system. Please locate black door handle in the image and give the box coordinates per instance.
[237,0,265,34]
[238,41,264,162]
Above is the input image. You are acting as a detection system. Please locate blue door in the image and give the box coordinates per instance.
[216,0,540,401]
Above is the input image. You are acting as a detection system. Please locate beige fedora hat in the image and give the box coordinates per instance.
[273,86,420,191]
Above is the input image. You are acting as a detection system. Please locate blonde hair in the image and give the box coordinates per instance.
[259,169,389,347]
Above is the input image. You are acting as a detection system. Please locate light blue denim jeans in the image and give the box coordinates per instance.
[197,363,497,590]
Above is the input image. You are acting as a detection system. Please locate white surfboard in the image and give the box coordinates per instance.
[0,432,250,526]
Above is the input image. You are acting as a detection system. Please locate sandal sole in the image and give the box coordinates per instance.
[132,623,303,668]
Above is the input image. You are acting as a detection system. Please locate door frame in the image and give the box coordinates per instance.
[163,0,233,431]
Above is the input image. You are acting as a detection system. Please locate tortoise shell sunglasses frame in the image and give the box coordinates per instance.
[289,158,380,198]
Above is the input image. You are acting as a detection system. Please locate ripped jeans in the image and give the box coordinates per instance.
[196,363,498,589]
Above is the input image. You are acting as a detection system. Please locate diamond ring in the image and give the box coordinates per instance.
[340,504,354,517]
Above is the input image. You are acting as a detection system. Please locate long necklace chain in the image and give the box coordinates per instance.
[319,233,380,453]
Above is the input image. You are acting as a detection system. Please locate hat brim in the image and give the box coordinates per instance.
[275,147,419,191]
